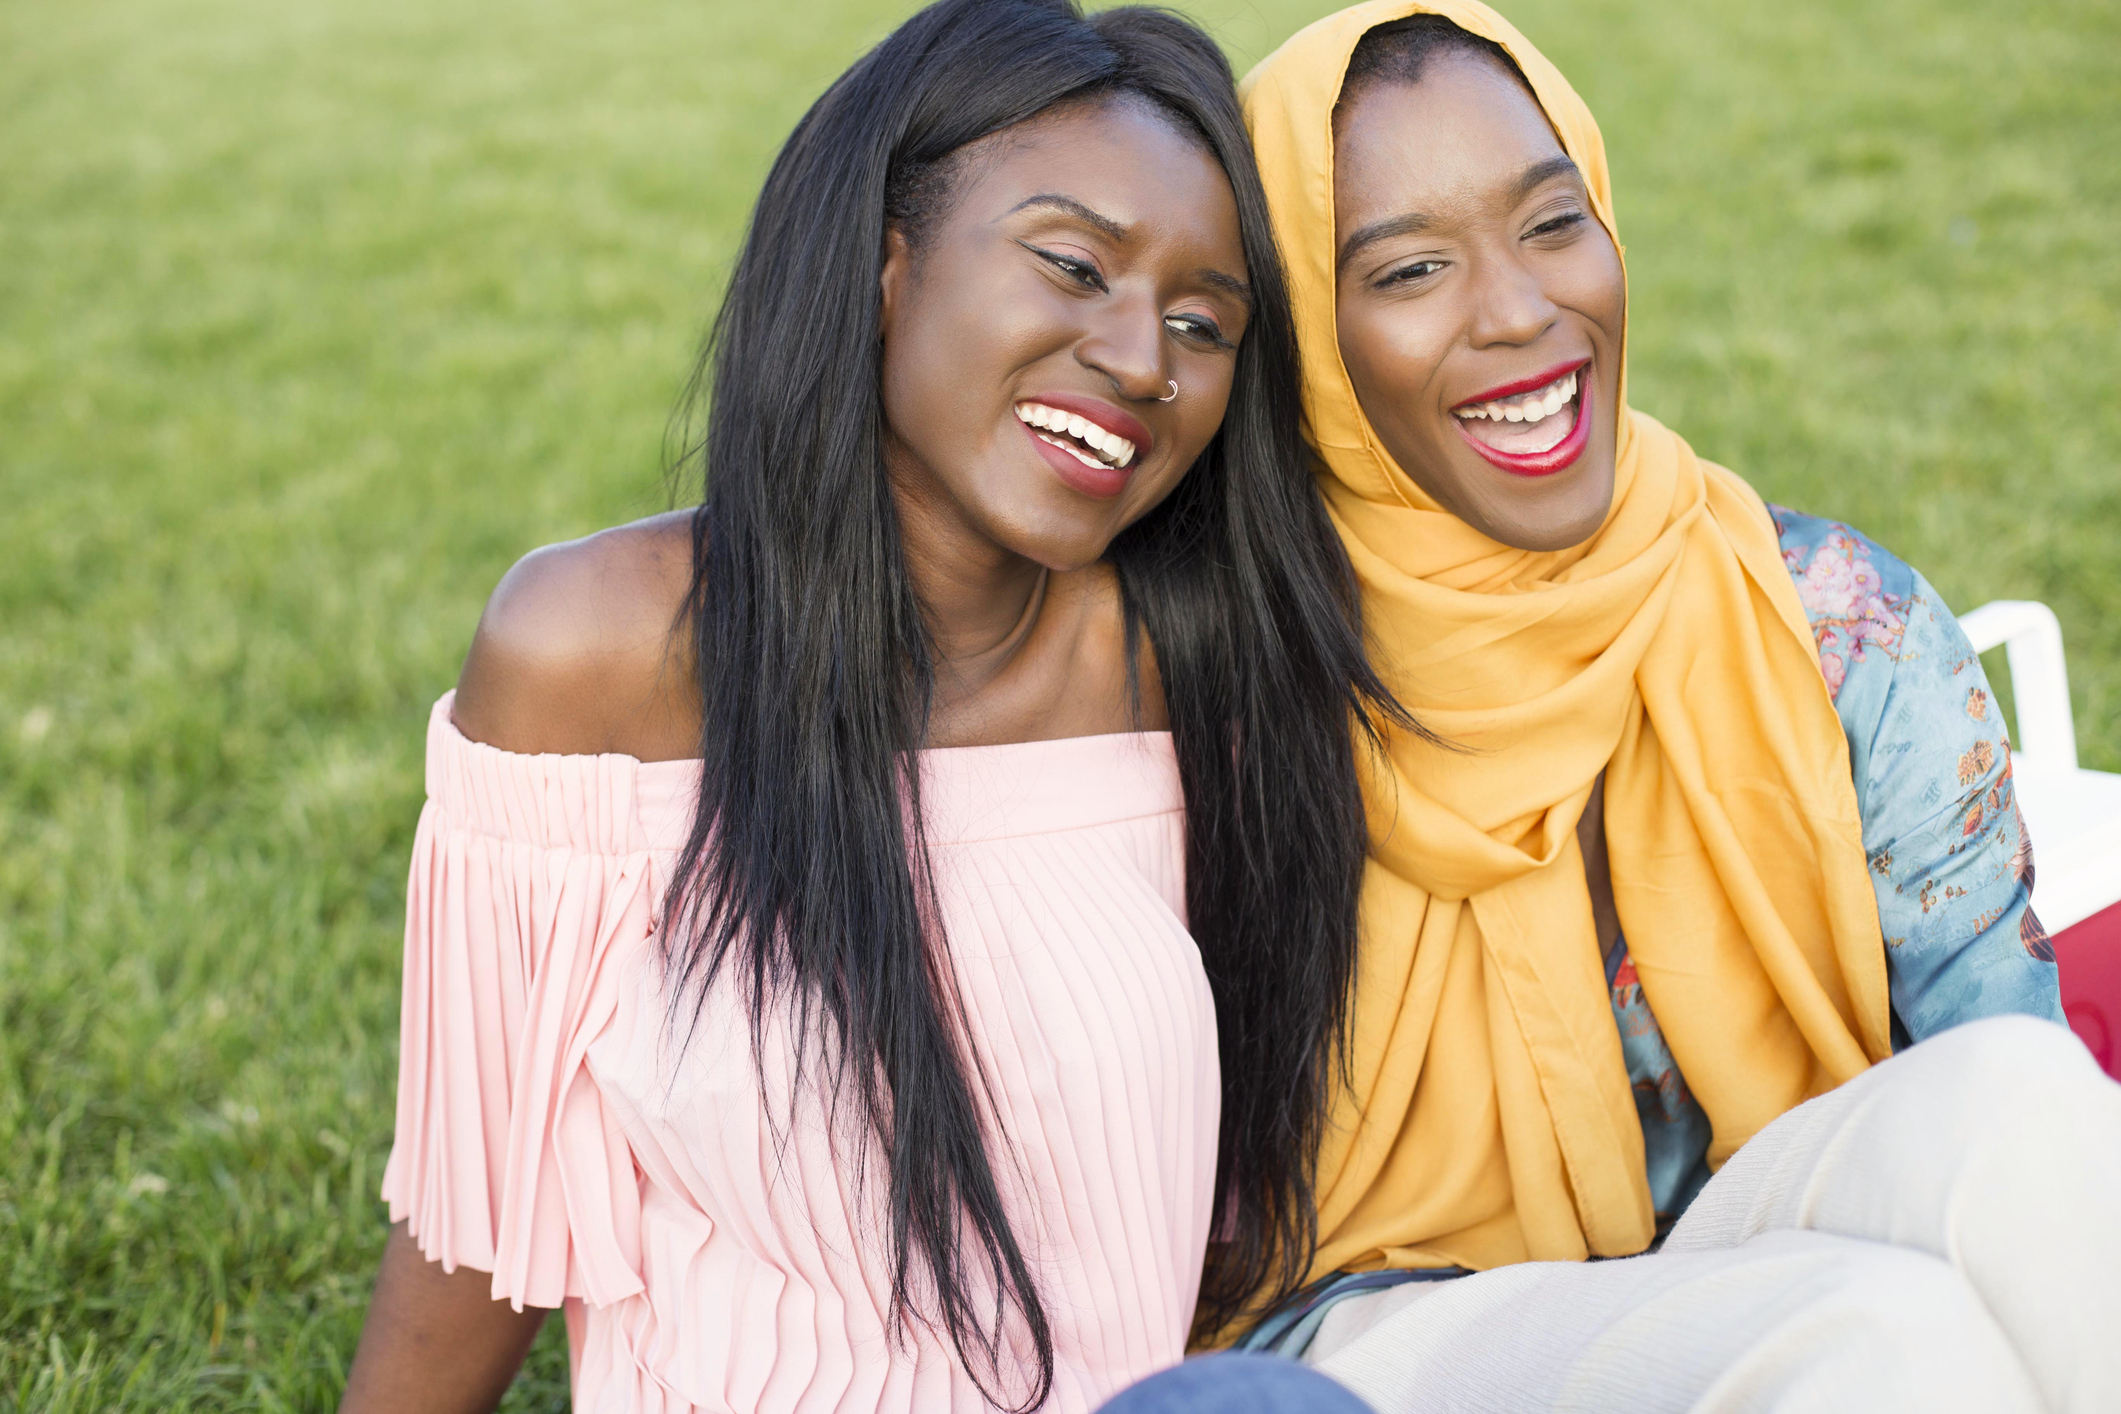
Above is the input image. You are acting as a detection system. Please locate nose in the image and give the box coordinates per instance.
[1466,252,1559,349]
[1076,287,1170,404]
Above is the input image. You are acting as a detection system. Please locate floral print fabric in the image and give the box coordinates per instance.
[1243,509,2069,1349]
[1611,507,2063,1224]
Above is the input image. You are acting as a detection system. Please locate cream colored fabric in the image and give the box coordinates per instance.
[1308,1016,2121,1412]
[1239,0,1891,1288]
[1320,1230,2039,1414]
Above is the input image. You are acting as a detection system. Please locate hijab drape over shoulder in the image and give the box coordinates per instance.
[1240,0,1890,1288]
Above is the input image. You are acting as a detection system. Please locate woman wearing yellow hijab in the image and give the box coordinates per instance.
[1095,4,2121,1413]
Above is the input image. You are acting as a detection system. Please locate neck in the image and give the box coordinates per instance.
[888,463,1051,712]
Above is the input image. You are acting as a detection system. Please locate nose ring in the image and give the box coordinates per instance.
[1157,380,1178,403]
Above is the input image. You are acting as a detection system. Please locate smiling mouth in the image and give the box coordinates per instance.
[1452,366,1582,457]
[1014,401,1137,470]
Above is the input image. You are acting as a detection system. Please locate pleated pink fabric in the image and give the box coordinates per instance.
[382,693,1218,1413]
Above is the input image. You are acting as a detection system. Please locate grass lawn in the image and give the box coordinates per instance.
[1,0,2114,1405]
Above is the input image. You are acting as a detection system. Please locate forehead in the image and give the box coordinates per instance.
[1333,56,1566,221]
[949,96,1242,247]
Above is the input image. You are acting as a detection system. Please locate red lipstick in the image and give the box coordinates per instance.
[1451,360,1594,478]
[1021,393,1153,458]
[1015,392,1154,500]
[1451,358,1590,411]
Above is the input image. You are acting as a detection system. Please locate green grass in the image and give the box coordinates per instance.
[1,0,2114,1406]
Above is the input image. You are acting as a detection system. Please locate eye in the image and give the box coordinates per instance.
[1378,258,1445,288]
[1020,240,1107,292]
[1163,312,1233,351]
[1527,210,1588,240]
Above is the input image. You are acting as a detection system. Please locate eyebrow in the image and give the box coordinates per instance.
[1335,154,1583,274]
[1200,268,1254,307]
[1005,192,1128,242]
[1007,192,1254,307]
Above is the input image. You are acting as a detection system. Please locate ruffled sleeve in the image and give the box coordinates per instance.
[379,693,656,1311]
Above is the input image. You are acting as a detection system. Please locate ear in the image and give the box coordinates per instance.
[879,225,913,341]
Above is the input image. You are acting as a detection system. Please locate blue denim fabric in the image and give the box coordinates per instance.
[1233,1267,1463,1356]
[1095,1353,1376,1413]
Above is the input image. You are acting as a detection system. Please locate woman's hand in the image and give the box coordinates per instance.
[339,1222,552,1414]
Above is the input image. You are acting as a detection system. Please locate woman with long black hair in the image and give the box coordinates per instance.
[338,1,1399,1409]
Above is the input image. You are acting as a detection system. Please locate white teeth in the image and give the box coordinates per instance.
[1012,401,1136,470]
[1038,432,1105,469]
[1454,369,1582,422]
[1038,429,1133,471]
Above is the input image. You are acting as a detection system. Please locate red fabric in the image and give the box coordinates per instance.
[2057,901,2121,1081]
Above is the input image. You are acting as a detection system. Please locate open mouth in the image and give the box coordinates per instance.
[1450,360,1591,476]
[1014,401,1137,471]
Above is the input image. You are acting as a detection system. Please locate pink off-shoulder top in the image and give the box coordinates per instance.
[381,694,1219,1412]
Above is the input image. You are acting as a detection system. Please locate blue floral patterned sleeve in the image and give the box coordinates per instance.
[1768,506,2061,1040]
[1242,507,2071,1351]
[1610,508,2063,1222]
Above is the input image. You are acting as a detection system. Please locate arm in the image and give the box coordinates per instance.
[1769,508,2060,1040]
[340,1224,549,1414]
[1859,570,2062,1039]
[1821,555,2061,1036]
[351,515,697,1406]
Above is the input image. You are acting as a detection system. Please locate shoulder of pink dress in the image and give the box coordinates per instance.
[917,729,1181,845]
[424,692,698,854]
[425,696,1178,851]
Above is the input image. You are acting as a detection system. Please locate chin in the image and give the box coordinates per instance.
[1477,468,1615,552]
[1509,515,1604,552]
[956,477,1123,573]
[1000,520,1122,575]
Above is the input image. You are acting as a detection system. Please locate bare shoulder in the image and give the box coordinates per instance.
[451,510,702,760]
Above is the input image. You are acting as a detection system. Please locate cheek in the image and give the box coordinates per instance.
[1575,258,1626,422]
[1338,301,1453,444]
[881,303,964,444]
[1177,367,1236,461]
[1122,391,1225,520]
[1553,241,1627,350]
[883,272,1041,457]
[1125,341,1238,498]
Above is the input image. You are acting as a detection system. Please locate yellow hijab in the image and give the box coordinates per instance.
[1240,0,1892,1286]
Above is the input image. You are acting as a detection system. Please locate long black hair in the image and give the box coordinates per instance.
[667,1,1404,1403]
